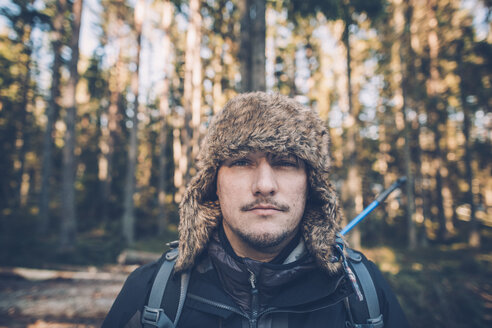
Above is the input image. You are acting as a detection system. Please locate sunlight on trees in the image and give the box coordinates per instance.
[0,0,490,260]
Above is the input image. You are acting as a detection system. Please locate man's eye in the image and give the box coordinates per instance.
[230,159,250,167]
[274,159,298,168]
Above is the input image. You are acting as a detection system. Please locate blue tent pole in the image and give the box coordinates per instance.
[340,177,407,236]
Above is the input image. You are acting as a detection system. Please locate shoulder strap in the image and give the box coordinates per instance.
[345,248,384,328]
[142,248,190,328]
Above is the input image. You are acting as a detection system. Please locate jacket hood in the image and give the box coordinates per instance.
[175,92,343,274]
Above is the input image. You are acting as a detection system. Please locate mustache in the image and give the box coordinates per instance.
[240,198,290,212]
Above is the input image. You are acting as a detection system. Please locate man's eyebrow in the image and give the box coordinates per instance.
[270,153,297,160]
[221,156,248,165]
[225,154,247,161]
[269,154,304,165]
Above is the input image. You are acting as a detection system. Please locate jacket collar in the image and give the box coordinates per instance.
[188,249,351,319]
[202,231,350,313]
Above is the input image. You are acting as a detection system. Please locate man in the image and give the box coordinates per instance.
[103,92,409,327]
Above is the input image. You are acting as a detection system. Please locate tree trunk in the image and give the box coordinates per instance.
[158,0,173,235]
[434,148,447,241]
[122,0,145,245]
[457,44,480,248]
[407,2,428,247]
[341,7,362,249]
[181,0,202,189]
[402,87,417,249]
[212,40,224,114]
[420,148,433,245]
[239,0,266,92]
[99,32,124,222]
[60,0,83,250]
[400,0,417,249]
[426,0,448,241]
[377,116,390,244]
[441,138,456,236]
[15,23,33,208]
[38,0,66,235]
[190,0,202,176]
[463,109,480,247]
[173,125,184,203]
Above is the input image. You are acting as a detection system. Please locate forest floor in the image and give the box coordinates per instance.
[0,243,491,328]
[0,265,133,327]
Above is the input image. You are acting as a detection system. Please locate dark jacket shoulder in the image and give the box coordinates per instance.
[348,249,409,328]
[102,255,165,327]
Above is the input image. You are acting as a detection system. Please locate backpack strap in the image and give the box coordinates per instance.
[142,247,190,328]
[345,248,384,328]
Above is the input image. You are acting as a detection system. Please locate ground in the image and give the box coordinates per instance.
[0,265,132,328]
[1,245,491,327]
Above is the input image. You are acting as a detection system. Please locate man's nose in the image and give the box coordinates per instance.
[252,160,278,196]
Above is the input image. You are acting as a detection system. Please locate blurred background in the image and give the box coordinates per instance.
[0,0,491,327]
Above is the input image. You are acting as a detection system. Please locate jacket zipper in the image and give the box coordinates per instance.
[189,273,348,326]
[248,269,259,328]
[187,293,245,316]
[256,273,348,319]
[188,271,261,328]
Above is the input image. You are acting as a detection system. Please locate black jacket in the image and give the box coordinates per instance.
[103,239,409,328]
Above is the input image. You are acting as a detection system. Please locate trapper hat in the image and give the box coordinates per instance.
[175,92,342,273]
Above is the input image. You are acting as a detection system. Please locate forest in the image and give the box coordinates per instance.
[0,0,491,326]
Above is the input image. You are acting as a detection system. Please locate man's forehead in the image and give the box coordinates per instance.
[220,152,306,167]
[225,151,298,159]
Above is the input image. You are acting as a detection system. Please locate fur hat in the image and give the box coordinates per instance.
[175,92,342,274]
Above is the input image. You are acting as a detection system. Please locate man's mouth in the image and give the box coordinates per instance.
[251,204,280,211]
[248,206,282,216]
[241,201,289,213]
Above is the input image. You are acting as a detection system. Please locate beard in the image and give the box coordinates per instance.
[229,224,298,252]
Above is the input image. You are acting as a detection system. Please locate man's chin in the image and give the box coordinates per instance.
[240,230,292,250]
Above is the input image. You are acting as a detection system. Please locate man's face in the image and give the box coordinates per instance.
[216,151,308,257]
